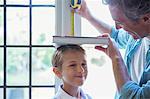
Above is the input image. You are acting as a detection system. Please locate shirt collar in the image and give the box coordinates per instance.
[58,85,76,98]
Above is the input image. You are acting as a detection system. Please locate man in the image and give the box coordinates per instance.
[75,0,150,98]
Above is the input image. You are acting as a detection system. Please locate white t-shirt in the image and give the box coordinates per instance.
[131,37,150,83]
[52,85,92,99]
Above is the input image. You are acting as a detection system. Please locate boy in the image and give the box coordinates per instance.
[52,44,92,99]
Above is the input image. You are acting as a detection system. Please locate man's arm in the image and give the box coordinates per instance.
[86,15,112,34]
[95,38,131,92]
[120,80,150,98]
[75,0,112,34]
[96,38,150,98]
[111,52,131,92]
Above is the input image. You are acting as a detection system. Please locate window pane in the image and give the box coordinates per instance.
[81,0,114,37]
[7,8,29,45]
[82,47,116,98]
[0,0,3,4]
[32,47,55,85]
[6,0,29,5]
[32,7,55,45]
[32,88,55,99]
[7,88,29,99]
[0,8,3,45]
[32,0,55,5]
[0,88,3,99]
[0,48,3,85]
[7,48,29,85]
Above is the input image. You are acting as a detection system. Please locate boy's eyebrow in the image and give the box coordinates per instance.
[68,60,87,63]
[68,61,77,63]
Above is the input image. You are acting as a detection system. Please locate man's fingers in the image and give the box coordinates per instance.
[95,46,107,52]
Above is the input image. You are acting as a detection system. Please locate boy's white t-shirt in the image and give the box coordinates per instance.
[52,85,92,99]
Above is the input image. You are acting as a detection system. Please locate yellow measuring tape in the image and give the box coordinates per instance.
[70,0,81,36]
[71,11,75,36]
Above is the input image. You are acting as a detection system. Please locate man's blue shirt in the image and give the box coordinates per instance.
[110,27,150,99]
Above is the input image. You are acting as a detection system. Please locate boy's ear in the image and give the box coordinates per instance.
[53,67,62,78]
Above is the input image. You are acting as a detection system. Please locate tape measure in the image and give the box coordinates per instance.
[70,0,81,36]
[70,0,81,9]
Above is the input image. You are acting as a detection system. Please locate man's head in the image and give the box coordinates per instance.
[103,0,150,39]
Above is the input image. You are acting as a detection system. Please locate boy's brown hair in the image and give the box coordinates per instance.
[52,44,85,70]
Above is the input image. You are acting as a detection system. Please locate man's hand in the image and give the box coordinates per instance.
[71,0,92,20]
[95,34,121,60]
[95,34,131,92]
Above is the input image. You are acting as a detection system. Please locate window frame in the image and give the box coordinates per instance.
[0,0,55,99]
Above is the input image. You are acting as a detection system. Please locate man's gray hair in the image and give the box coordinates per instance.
[103,0,150,21]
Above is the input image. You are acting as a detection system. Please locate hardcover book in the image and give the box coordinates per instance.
[53,36,109,45]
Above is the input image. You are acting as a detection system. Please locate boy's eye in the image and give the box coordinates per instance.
[82,63,87,67]
[69,64,76,67]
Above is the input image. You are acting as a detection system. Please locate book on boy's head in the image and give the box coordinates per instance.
[52,36,109,45]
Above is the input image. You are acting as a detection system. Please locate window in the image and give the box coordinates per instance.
[0,0,55,99]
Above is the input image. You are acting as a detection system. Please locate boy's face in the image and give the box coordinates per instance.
[109,5,149,39]
[61,50,88,87]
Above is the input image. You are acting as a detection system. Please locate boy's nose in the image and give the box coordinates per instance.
[77,65,85,73]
